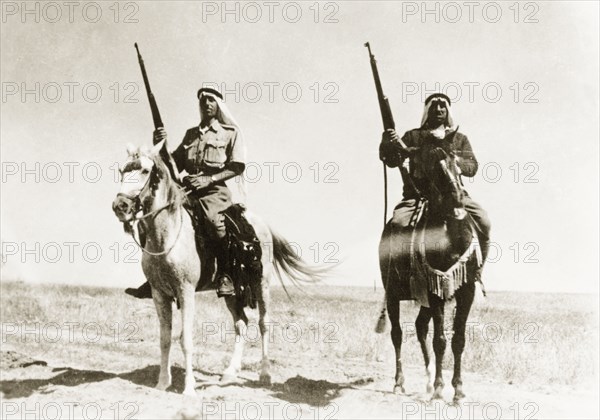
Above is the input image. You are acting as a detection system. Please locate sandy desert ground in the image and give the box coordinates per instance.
[1,282,598,419]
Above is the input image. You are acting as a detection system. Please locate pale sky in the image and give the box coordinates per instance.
[1,1,598,294]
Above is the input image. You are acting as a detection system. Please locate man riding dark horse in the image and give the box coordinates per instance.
[126,87,246,299]
[379,93,491,296]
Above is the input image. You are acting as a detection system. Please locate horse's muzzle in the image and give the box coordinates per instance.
[112,195,135,222]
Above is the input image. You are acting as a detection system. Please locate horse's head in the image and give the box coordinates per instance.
[112,140,172,223]
[417,135,466,221]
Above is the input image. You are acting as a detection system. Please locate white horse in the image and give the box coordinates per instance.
[112,141,323,396]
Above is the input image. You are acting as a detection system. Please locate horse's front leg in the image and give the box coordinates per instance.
[222,296,248,382]
[416,306,434,393]
[387,295,405,394]
[152,289,173,391]
[430,295,447,400]
[179,283,197,396]
[452,281,476,402]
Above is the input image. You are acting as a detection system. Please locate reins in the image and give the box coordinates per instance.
[128,208,185,256]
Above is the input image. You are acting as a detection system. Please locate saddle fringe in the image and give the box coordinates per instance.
[412,236,482,301]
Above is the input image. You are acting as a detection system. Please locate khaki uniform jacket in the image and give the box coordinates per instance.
[172,120,244,175]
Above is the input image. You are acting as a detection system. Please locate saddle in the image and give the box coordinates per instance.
[186,203,263,309]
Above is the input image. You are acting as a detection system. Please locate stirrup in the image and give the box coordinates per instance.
[216,274,235,298]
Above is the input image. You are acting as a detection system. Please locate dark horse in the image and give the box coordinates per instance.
[378,139,482,402]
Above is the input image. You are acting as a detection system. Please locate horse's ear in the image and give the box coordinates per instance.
[126,143,137,156]
[150,139,165,157]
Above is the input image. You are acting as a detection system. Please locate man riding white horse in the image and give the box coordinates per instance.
[126,87,246,299]
[379,93,491,293]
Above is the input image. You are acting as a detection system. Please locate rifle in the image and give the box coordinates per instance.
[135,43,163,130]
[365,42,415,231]
[134,43,179,181]
[365,43,395,130]
[364,42,410,149]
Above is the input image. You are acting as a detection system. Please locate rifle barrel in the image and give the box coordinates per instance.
[365,42,395,130]
[134,42,163,129]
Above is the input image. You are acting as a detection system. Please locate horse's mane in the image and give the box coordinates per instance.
[145,152,187,209]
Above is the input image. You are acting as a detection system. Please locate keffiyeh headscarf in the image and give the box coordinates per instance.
[420,93,457,139]
[198,87,240,128]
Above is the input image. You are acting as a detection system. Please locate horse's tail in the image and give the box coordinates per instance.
[375,299,388,333]
[270,228,332,299]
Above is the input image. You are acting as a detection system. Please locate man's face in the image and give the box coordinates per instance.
[428,99,448,125]
[200,95,218,119]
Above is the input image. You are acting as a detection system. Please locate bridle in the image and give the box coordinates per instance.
[423,155,467,218]
[117,160,185,257]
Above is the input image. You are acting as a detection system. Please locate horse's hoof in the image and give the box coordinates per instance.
[393,384,405,394]
[431,387,444,400]
[155,382,171,391]
[220,373,237,384]
[182,387,197,397]
[259,373,272,386]
[453,390,466,402]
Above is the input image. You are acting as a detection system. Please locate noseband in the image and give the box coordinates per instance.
[116,168,152,221]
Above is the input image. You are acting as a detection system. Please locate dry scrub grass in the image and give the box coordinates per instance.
[1,281,597,390]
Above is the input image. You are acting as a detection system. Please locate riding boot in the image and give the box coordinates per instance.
[215,237,235,297]
[463,197,491,288]
[125,281,153,299]
[473,235,490,289]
